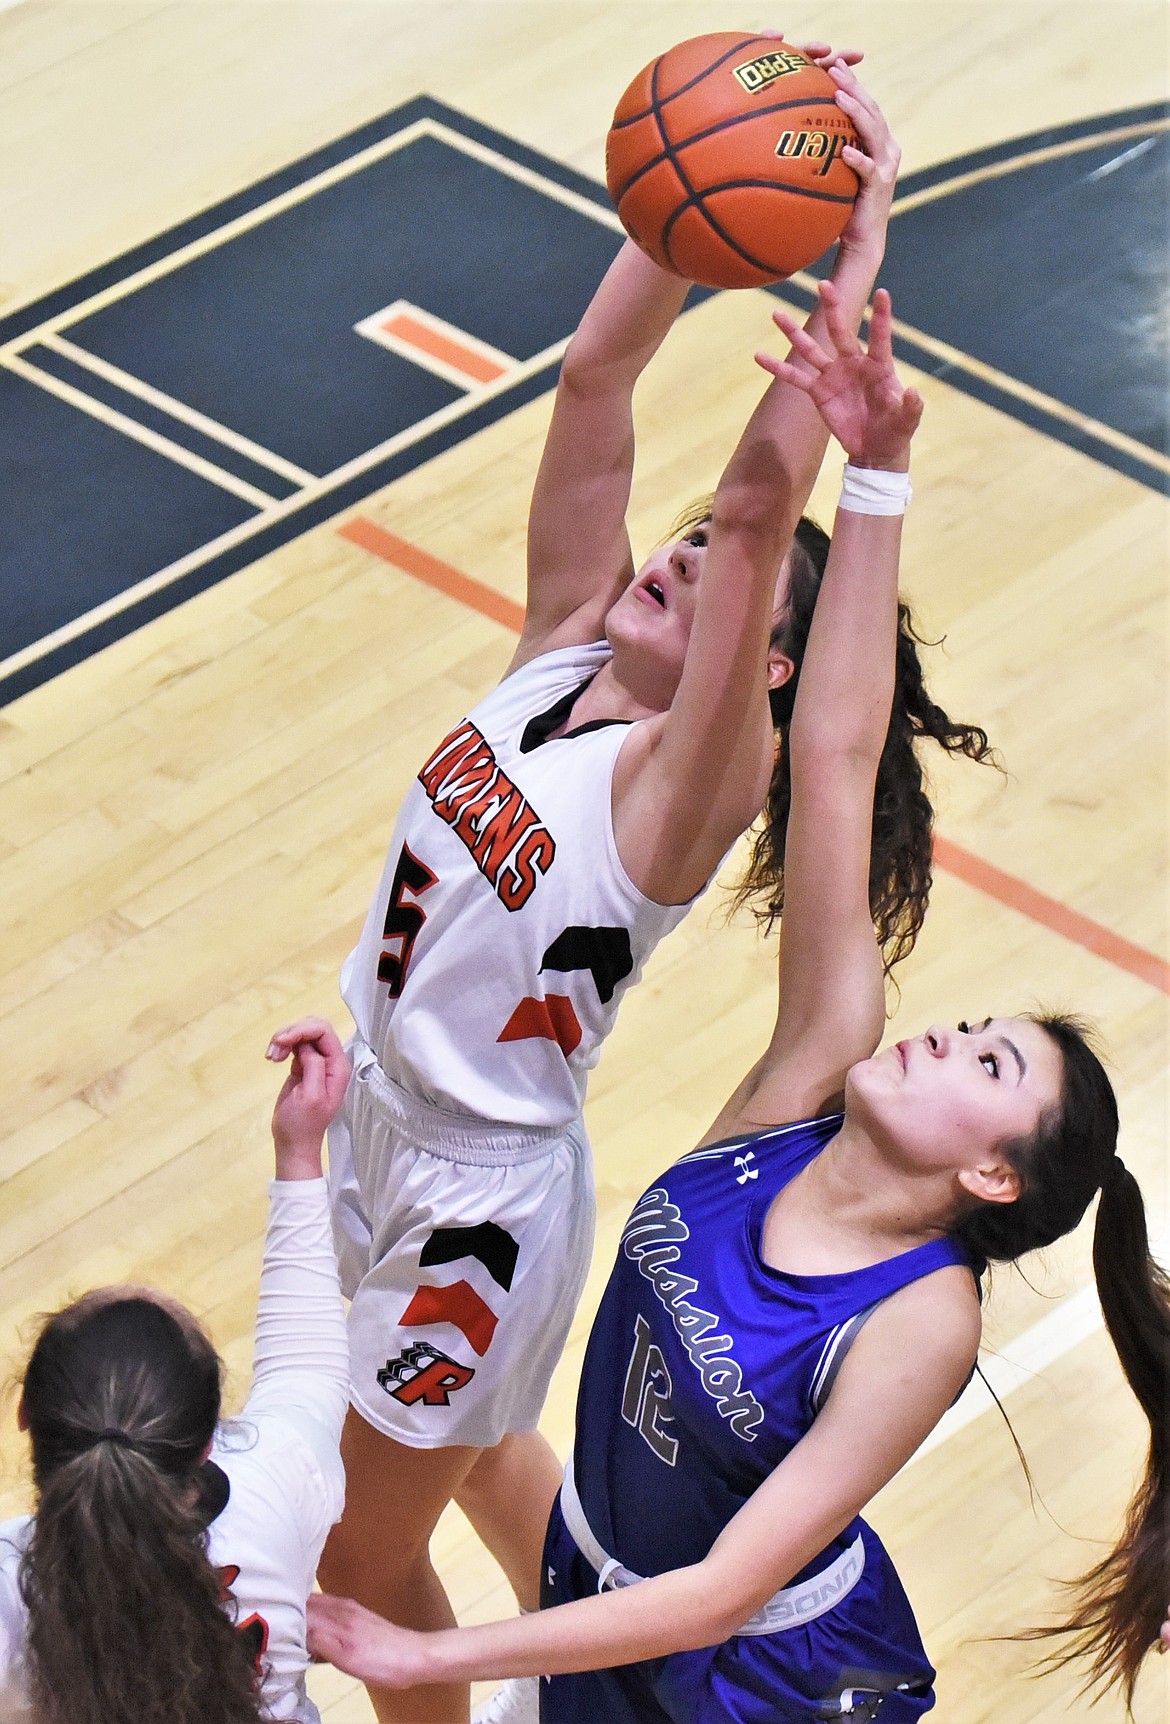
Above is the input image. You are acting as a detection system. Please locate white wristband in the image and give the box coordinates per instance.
[838,461,912,515]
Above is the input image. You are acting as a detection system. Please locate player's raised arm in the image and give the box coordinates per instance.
[516,57,897,675]
[712,284,923,1132]
[603,72,902,908]
[513,241,690,667]
[249,1019,352,1451]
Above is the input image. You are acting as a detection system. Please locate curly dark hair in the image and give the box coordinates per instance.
[726,512,999,969]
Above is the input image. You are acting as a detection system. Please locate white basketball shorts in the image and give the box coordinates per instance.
[328,1043,595,1450]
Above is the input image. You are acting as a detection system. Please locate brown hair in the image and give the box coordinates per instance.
[18,1294,262,1724]
[665,501,998,968]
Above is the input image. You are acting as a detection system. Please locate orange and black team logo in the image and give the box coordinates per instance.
[380,1223,521,1406]
[417,720,556,910]
[378,1341,476,1406]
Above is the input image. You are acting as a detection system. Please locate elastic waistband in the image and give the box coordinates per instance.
[348,1040,574,1167]
[558,1460,865,1635]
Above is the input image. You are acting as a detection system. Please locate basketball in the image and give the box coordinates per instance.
[606,34,860,289]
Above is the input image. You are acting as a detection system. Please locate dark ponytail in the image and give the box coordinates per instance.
[949,1015,1169,1704]
[730,514,998,969]
[19,1294,262,1724]
[1030,1160,1170,1707]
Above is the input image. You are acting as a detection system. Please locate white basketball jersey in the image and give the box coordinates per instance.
[342,641,695,1127]
[0,1178,347,1724]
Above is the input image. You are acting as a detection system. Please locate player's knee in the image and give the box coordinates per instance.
[317,1512,431,1604]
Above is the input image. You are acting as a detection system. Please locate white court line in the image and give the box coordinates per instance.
[0,332,570,685]
[1086,135,1159,181]
[355,300,519,391]
[911,1225,1169,1465]
[3,352,278,510]
[889,119,1170,217]
[42,334,316,485]
[0,111,618,684]
[1,117,621,363]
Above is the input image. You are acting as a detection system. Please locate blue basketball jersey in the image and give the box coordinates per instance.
[552,1114,976,1722]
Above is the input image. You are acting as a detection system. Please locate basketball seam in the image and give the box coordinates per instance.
[609,94,852,205]
[648,55,792,280]
[688,178,856,205]
[610,36,763,130]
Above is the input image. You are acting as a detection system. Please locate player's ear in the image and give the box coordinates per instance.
[768,647,795,690]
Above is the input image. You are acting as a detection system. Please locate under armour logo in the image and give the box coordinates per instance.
[547,1565,556,1586]
[734,1152,759,1184]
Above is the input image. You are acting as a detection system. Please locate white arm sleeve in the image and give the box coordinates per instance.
[243,1178,350,1477]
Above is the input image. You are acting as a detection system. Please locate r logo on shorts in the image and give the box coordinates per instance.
[377,1342,475,1406]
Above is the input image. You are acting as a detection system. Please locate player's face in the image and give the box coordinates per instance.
[846,1016,1064,1188]
[605,525,709,695]
[606,524,793,705]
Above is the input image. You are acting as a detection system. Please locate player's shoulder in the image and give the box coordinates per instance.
[499,631,611,684]
[215,1411,345,1533]
[862,1261,982,1364]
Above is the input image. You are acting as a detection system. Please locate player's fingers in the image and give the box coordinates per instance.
[832,72,898,168]
[267,1015,335,1054]
[866,288,895,367]
[828,61,879,114]
[755,352,814,391]
[900,387,925,433]
[295,1039,326,1105]
[772,307,835,370]
[841,143,875,184]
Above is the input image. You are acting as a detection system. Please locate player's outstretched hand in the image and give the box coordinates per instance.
[756,282,923,469]
[265,1017,351,1180]
[307,1593,430,1688]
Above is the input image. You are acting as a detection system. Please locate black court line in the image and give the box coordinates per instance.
[0,96,631,706]
[1,99,1164,709]
[784,104,1170,496]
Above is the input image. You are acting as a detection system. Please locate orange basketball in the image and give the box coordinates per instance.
[606,33,860,289]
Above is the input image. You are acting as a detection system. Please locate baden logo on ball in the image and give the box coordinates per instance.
[605,32,860,289]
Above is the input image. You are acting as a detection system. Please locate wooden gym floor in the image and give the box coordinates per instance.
[0,4,1166,1720]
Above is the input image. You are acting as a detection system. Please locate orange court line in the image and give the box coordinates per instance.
[381,311,508,384]
[341,515,1169,997]
[932,836,1170,995]
[338,517,526,632]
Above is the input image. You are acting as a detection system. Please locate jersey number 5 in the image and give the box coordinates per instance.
[621,1312,678,1467]
[378,844,438,997]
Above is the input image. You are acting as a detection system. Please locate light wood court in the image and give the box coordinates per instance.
[0,4,1166,1720]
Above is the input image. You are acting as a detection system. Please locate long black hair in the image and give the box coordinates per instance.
[18,1292,263,1724]
[954,1014,1169,1707]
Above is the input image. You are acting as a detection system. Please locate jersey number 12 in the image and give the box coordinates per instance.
[621,1312,678,1467]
